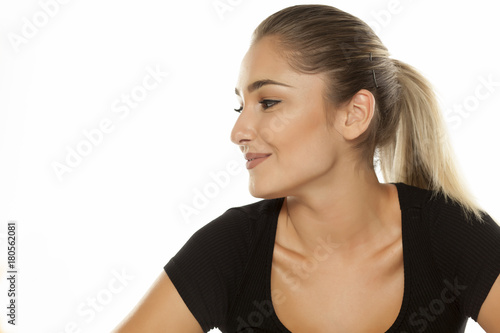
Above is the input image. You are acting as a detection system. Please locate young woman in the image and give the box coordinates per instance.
[114,5,500,332]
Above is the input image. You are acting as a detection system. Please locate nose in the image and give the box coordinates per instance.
[230,107,256,149]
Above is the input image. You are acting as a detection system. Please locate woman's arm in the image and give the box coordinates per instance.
[478,274,500,333]
[112,271,204,333]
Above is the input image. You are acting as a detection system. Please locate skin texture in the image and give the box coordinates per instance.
[112,272,203,332]
[478,274,500,333]
[113,35,500,332]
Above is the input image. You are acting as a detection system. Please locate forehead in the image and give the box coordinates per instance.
[236,37,301,93]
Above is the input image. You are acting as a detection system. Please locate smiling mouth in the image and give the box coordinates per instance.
[245,154,271,169]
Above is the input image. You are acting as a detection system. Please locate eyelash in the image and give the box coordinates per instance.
[234,99,282,113]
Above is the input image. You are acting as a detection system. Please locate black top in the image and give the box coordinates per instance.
[164,182,500,332]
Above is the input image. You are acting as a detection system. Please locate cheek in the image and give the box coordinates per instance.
[277,112,335,166]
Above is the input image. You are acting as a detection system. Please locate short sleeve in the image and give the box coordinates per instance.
[164,207,251,332]
[426,193,500,321]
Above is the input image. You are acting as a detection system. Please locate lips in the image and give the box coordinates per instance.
[244,152,272,161]
[244,152,272,170]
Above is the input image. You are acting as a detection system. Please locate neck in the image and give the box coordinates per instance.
[280,165,400,261]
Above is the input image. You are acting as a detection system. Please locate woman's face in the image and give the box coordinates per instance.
[231,36,347,199]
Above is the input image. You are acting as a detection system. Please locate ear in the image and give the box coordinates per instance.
[335,89,375,141]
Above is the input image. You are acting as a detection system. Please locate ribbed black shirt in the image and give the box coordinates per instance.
[164,182,500,332]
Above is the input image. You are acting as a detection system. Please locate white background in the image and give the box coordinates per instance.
[0,0,499,332]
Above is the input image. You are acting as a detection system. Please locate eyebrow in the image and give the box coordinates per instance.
[235,79,294,96]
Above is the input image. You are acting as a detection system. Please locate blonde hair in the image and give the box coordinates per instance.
[252,4,485,222]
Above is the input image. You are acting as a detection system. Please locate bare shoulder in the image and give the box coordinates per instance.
[113,271,203,333]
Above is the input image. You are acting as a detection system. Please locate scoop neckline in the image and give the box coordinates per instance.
[265,182,411,332]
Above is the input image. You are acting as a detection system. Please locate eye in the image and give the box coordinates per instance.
[234,106,243,113]
[260,99,281,110]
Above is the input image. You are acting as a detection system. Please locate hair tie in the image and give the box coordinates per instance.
[370,52,379,88]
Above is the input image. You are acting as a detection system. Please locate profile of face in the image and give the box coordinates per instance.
[231,36,360,199]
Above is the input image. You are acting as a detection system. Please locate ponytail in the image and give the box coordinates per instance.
[378,59,485,222]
